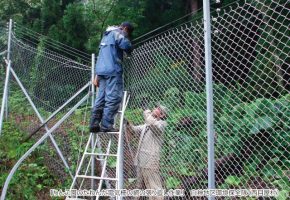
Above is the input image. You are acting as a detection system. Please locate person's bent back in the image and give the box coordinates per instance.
[96,25,132,76]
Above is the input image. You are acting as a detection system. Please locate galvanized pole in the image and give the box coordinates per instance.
[0,93,90,200]
[203,0,215,199]
[0,19,12,135]
[9,67,73,179]
[91,53,96,193]
[91,54,96,124]
[5,19,12,120]
[0,60,11,135]
[6,19,12,63]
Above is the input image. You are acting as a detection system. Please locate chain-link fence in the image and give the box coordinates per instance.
[0,22,94,199]
[0,0,289,199]
[123,0,289,199]
[0,25,8,93]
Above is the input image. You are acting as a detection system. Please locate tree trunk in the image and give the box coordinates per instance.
[188,0,199,12]
[185,0,202,89]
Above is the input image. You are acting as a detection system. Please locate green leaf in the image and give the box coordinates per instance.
[224,176,241,186]
[250,116,274,134]
[277,190,288,200]
[128,178,137,183]
[165,177,181,189]
[36,184,43,190]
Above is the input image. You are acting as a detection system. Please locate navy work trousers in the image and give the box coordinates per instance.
[91,75,123,129]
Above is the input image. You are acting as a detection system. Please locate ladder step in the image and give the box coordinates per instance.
[76,175,117,181]
[96,131,119,134]
[69,92,129,191]
[85,152,117,157]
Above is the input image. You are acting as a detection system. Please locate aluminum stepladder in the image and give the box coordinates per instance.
[68,91,130,200]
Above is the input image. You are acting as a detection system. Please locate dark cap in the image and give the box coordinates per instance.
[121,22,134,33]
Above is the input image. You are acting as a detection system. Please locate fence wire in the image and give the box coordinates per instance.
[0,22,92,199]
[0,0,289,199]
[123,0,289,199]
[10,31,91,114]
[0,26,8,88]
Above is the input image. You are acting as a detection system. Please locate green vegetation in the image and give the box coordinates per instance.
[0,0,289,199]
[0,88,91,199]
[0,0,237,54]
[0,122,57,200]
[126,86,289,196]
[124,1,289,193]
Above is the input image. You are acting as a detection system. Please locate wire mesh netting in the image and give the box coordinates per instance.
[0,0,289,199]
[0,26,7,53]
[0,23,93,199]
[123,0,289,199]
[11,26,91,115]
[211,0,289,195]
[0,25,8,91]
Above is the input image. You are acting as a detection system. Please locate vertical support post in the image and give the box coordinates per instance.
[6,19,12,62]
[91,53,96,192]
[5,19,12,120]
[0,19,12,135]
[0,60,11,135]
[91,54,96,113]
[202,1,215,199]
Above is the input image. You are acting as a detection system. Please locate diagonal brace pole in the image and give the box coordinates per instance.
[9,66,74,179]
[23,81,91,142]
[0,93,90,200]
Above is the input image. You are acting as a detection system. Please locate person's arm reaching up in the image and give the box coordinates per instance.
[143,110,167,134]
[115,31,132,54]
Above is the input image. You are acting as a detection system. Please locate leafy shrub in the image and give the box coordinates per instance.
[0,123,57,200]
[126,83,289,190]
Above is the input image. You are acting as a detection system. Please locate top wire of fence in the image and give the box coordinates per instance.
[14,24,91,64]
[0,20,93,200]
[9,25,91,116]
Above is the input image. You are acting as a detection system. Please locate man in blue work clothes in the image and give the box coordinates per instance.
[90,22,134,133]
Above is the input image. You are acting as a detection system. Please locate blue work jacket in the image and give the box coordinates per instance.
[95,26,132,76]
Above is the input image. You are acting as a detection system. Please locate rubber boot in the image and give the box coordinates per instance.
[89,109,103,133]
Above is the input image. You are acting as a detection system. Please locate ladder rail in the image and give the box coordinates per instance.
[95,138,112,200]
[116,91,129,194]
[70,133,93,191]
[69,91,130,200]
[79,135,99,190]
[95,136,114,192]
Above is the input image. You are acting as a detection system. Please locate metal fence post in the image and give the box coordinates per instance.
[0,19,12,135]
[5,19,12,120]
[203,0,216,199]
[0,60,11,135]
[91,54,95,118]
[91,53,96,192]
